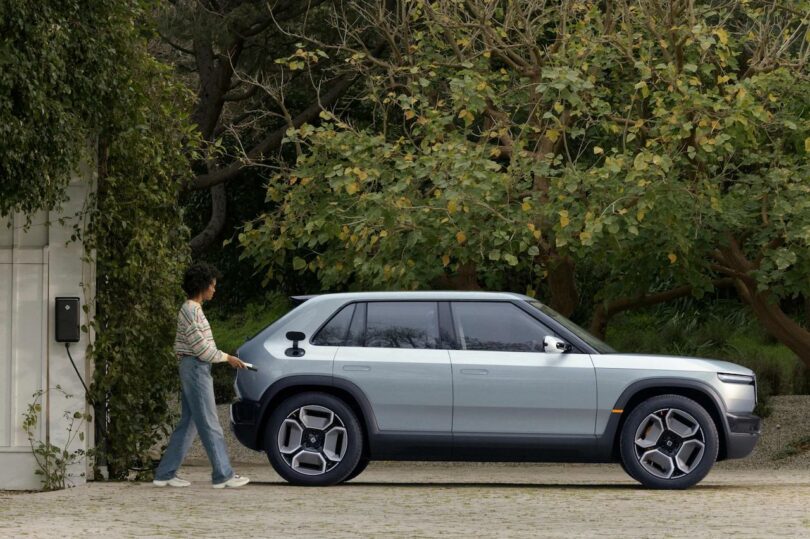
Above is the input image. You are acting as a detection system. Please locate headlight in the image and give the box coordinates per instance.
[718,372,755,385]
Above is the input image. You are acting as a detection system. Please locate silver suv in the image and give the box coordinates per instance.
[231,292,760,489]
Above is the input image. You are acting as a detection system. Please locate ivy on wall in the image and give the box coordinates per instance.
[1,0,195,478]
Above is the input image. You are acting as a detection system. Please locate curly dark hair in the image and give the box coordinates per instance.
[182,262,222,299]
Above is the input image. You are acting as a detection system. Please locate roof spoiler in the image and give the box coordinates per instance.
[290,294,320,305]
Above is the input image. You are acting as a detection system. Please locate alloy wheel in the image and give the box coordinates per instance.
[276,404,348,476]
[633,408,706,480]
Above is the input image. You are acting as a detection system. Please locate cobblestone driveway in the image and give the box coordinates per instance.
[2,461,809,538]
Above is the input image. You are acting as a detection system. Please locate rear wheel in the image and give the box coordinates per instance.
[265,392,364,486]
[619,394,719,489]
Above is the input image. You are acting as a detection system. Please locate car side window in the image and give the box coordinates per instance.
[311,304,356,346]
[365,301,440,349]
[451,301,555,352]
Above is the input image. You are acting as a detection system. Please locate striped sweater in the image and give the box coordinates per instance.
[174,300,227,363]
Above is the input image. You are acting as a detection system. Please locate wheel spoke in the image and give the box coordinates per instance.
[634,413,665,449]
[323,426,348,462]
[665,409,700,438]
[638,448,675,479]
[675,439,705,474]
[291,450,327,475]
[299,405,334,430]
[277,419,303,454]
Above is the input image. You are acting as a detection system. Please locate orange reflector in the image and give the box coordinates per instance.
[611,409,623,414]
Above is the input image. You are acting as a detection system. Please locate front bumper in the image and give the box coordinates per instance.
[724,412,761,459]
[230,399,262,451]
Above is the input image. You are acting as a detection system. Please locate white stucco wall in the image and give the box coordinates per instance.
[0,163,95,490]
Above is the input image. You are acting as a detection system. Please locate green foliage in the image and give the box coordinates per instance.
[81,47,194,478]
[22,387,94,491]
[774,435,810,460]
[240,1,809,336]
[1,1,195,478]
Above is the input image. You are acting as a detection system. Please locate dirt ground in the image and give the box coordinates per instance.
[1,461,809,538]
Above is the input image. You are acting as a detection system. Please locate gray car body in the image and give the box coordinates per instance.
[232,291,759,463]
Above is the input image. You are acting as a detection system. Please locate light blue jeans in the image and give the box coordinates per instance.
[155,356,234,484]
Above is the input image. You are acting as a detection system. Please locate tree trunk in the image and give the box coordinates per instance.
[588,279,735,339]
[712,237,810,369]
[189,183,227,255]
[734,279,810,369]
[433,262,481,290]
[547,256,578,317]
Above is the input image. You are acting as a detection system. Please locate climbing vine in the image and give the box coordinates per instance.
[1,0,195,478]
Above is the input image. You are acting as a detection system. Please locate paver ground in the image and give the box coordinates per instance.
[2,461,808,538]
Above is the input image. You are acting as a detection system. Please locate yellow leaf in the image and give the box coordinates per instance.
[527,223,536,231]
[579,231,592,243]
[379,230,388,238]
[356,169,369,181]
[490,147,501,157]
[521,200,532,211]
[447,200,458,214]
[553,102,565,114]
[442,254,450,267]
[476,81,488,91]
[715,28,729,45]
[668,253,677,264]
[533,230,542,240]
[637,209,647,222]
[546,129,560,142]
[456,231,467,244]
[559,210,570,228]
[593,146,604,155]
[483,50,491,58]
[805,138,810,152]
[346,182,359,195]
[404,110,416,120]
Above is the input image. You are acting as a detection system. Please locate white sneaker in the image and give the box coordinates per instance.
[212,474,250,489]
[152,476,191,487]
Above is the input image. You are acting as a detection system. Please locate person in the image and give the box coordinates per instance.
[153,262,251,489]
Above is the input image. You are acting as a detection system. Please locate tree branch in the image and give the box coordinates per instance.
[189,74,356,190]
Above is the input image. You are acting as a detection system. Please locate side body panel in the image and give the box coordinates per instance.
[333,346,453,432]
[450,350,597,435]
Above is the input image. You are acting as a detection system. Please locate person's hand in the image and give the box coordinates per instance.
[227,354,247,369]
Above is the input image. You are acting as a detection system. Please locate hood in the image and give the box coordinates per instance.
[603,353,755,376]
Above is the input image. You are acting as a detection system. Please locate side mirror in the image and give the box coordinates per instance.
[543,336,571,354]
[285,331,306,357]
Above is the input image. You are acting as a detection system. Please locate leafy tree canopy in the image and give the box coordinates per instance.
[241,0,810,364]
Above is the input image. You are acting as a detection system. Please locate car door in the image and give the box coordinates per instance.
[332,301,453,433]
[449,301,597,436]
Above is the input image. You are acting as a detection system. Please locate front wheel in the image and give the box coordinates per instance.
[619,394,719,489]
[265,392,364,486]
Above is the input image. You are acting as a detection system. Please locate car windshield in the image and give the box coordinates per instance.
[527,300,616,354]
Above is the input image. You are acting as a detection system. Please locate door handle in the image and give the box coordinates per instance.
[342,365,371,372]
[460,368,488,375]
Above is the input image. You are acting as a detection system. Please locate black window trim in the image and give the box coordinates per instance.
[308,297,598,354]
[310,302,356,347]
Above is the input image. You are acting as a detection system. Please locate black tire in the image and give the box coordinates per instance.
[619,394,719,489]
[265,392,364,486]
[344,458,370,482]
